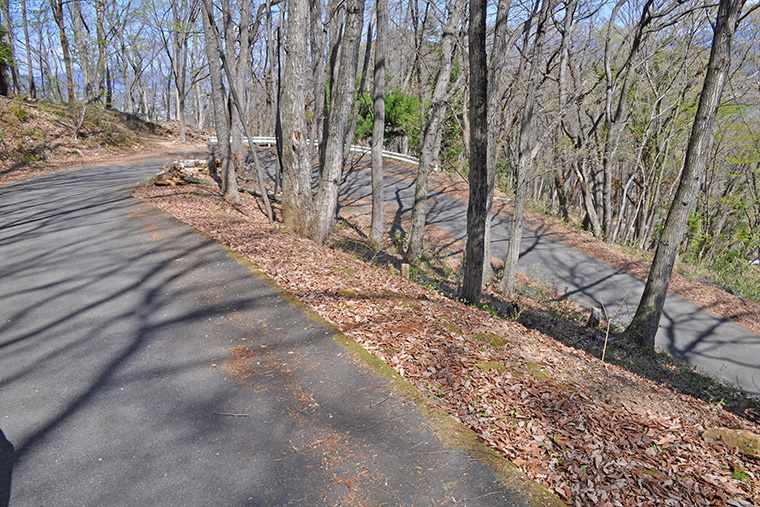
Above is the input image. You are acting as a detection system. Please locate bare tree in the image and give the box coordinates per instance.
[482,0,519,285]
[309,0,365,243]
[369,0,388,247]
[625,0,748,350]
[200,0,238,198]
[94,0,107,103]
[406,0,464,262]
[280,0,314,235]
[51,0,75,105]
[21,0,36,99]
[70,0,93,102]
[460,0,488,304]
[500,0,554,299]
[156,0,199,141]
[0,0,20,94]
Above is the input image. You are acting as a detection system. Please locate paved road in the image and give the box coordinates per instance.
[335,161,760,399]
[0,156,546,506]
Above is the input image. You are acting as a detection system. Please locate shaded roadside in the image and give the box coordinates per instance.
[0,157,558,506]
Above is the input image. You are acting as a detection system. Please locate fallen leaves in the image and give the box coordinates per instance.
[133,182,760,506]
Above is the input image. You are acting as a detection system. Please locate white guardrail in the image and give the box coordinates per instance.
[207,135,432,170]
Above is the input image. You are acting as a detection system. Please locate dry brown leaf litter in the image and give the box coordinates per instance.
[134,182,760,506]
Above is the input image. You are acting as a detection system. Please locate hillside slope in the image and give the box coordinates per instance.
[0,96,204,188]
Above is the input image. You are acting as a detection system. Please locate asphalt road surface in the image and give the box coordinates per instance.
[0,155,545,506]
[335,160,760,399]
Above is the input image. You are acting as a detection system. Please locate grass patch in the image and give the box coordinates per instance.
[523,362,552,382]
[477,361,508,373]
[471,332,510,350]
[438,318,465,336]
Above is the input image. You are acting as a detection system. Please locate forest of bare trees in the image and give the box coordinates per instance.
[1,0,759,349]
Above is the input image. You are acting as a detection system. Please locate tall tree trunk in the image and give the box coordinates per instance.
[460,0,488,304]
[71,0,91,102]
[318,0,345,174]
[200,0,238,199]
[220,0,242,159]
[95,0,106,103]
[625,0,745,351]
[309,0,365,244]
[281,0,314,235]
[308,0,325,158]
[482,0,514,285]
[0,0,20,94]
[52,0,75,105]
[576,155,603,237]
[500,0,553,299]
[342,16,373,162]
[406,0,464,262]
[600,0,653,241]
[170,0,198,142]
[369,0,387,248]
[21,0,36,99]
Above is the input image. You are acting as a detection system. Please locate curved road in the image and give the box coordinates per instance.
[0,155,543,506]
[334,160,760,399]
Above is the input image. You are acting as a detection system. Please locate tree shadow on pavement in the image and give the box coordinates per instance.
[0,429,13,507]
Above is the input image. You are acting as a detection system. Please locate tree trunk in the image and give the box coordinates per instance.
[460,0,488,305]
[309,0,365,244]
[406,0,464,262]
[21,0,36,99]
[52,0,75,105]
[170,0,199,142]
[95,0,106,103]
[625,0,745,351]
[482,0,513,285]
[343,15,373,162]
[200,0,238,199]
[318,0,345,174]
[601,0,653,241]
[369,0,387,248]
[308,0,325,158]
[500,0,553,299]
[71,0,91,102]
[0,0,20,94]
[281,0,314,235]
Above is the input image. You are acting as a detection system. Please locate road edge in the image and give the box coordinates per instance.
[223,248,565,507]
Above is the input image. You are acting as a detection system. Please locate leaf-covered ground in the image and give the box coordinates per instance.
[134,180,760,507]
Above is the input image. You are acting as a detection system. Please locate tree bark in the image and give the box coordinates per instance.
[170,0,199,142]
[0,0,20,94]
[309,0,365,243]
[200,0,238,199]
[625,0,745,351]
[51,0,75,105]
[460,0,488,304]
[71,0,91,102]
[600,0,653,241]
[21,0,36,99]
[369,0,387,248]
[308,0,325,158]
[406,0,464,262]
[482,0,514,285]
[500,0,553,299]
[281,0,314,234]
[95,0,106,103]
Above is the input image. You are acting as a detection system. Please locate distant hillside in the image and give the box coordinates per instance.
[0,96,206,187]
